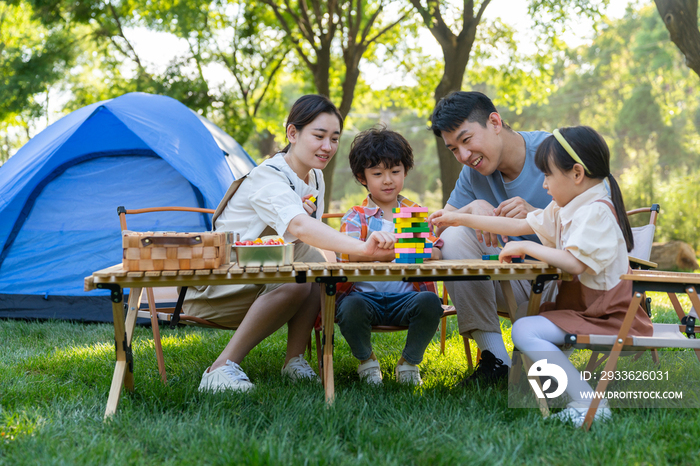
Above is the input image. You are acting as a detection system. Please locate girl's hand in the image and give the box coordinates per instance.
[498,240,530,263]
[428,210,460,230]
[302,194,317,216]
[361,230,395,257]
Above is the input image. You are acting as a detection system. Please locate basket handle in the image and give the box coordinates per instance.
[140,235,203,247]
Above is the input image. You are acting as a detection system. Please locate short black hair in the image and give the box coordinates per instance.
[348,127,414,185]
[429,91,499,137]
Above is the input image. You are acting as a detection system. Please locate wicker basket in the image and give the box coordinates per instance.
[122,231,229,271]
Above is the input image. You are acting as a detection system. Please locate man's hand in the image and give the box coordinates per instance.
[493,196,535,219]
[360,230,395,257]
[466,200,500,247]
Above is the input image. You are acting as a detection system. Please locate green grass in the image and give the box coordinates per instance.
[1,293,699,465]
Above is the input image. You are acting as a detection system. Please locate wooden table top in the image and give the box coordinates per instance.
[621,269,700,284]
[85,259,568,291]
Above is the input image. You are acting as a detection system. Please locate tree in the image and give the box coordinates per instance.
[654,0,700,79]
[261,0,409,213]
[0,1,79,162]
[409,0,607,205]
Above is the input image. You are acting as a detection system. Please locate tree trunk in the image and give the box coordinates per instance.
[654,0,700,78]
[320,48,364,215]
[433,30,477,206]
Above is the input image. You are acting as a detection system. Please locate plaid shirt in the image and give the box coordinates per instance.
[335,194,441,304]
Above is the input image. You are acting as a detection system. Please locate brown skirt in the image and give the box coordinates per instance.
[539,273,653,337]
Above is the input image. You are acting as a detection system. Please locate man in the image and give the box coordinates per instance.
[430,91,555,385]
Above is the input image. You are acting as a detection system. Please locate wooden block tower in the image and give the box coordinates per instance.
[393,206,432,263]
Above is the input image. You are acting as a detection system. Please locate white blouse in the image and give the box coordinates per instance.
[215,153,325,243]
[526,182,628,291]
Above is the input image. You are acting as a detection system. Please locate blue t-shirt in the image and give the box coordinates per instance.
[446,130,552,243]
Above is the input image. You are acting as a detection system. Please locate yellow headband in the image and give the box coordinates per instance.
[552,129,589,174]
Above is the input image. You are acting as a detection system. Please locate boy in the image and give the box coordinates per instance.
[335,127,444,386]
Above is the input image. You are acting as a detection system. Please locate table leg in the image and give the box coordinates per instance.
[321,283,336,405]
[511,287,545,386]
[105,288,127,419]
[521,354,551,417]
[500,281,518,322]
[123,289,141,391]
[104,287,140,419]
[683,286,700,363]
[582,291,643,430]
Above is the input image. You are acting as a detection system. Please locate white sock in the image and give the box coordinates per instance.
[471,330,511,367]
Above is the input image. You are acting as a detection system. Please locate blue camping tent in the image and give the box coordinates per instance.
[0,92,256,321]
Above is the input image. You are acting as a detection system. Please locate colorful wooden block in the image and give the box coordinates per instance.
[395,232,430,238]
[393,207,429,213]
[397,238,426,243]
[396,226,430,233]
[481,254,500,260]
[395,258,424,263]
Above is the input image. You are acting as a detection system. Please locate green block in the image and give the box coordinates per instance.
[397,238,426,243]
[396,226,430,233]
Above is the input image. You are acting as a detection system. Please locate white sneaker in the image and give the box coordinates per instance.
[357,358,383,385]
[281,354,320,382]
[553,400,612,428]
[395,361,423,386]
[199,360,254,393]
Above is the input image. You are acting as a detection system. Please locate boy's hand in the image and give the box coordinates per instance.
[498,240,530,263]
[302,194,317,216]
[361,230,395,257]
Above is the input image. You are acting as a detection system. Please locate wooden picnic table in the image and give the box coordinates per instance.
[85,259,569,418]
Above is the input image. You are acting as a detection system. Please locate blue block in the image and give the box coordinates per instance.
[395,258,418,263]
[511,257,524,263]
[398,253,431,259]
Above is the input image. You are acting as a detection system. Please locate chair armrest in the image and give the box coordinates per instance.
[629,256,657,270]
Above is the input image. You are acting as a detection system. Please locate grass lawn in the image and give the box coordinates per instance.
[1,292,699,465]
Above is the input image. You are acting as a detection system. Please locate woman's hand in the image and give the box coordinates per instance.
[301,194,317,216]
[360,230,395,257]
[498,240,532,263]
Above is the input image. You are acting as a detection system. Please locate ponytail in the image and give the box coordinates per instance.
[607,174,634,253]
[537,126,636,252]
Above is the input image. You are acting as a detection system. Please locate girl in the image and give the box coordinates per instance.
[428,126,653,427]
[187,95,395,392]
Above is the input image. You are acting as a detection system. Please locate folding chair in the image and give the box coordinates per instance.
[627,204,660,270]
[314,212,468,375]
[584,203,661,373]
[563,269,700,430]
[117,205,227,384]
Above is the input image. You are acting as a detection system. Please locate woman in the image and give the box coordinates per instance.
[186,95,395,392]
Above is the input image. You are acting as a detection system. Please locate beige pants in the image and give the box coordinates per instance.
[183,242,326,328]
[440,226,558,338]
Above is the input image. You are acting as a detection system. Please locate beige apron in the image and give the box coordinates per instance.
[539,271,653,337]
[540,199,653,337]
[182,167,325,328]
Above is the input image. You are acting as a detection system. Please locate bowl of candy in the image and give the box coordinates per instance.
[232,236,295,267]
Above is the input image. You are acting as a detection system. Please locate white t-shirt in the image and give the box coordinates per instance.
[355,218,414,294]
[526,181,628,291]
[216,153,325,242]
